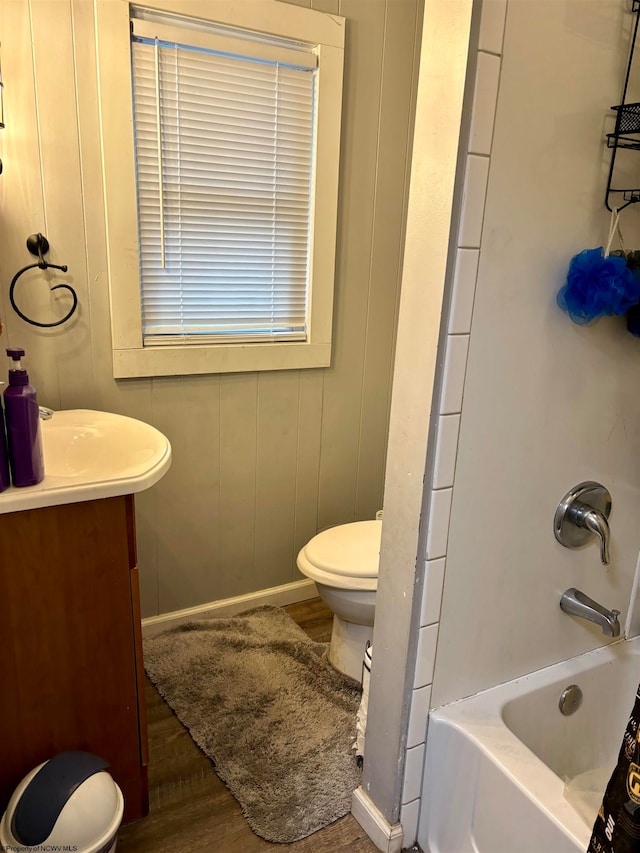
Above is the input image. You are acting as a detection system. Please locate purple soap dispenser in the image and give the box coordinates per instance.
[4,347,44,487]
[0,390,10,492]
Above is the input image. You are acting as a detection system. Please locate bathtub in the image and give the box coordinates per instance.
[419,637,640,853]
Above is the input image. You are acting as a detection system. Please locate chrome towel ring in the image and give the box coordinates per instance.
[9,233,76,328]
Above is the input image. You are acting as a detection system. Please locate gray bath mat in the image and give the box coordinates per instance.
[143,605,362,842]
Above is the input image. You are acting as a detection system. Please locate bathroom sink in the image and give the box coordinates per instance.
[0,409,171,514]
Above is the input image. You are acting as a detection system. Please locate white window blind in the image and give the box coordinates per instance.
[130,18,317,345]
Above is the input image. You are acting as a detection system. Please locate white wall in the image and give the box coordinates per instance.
[0,0,422,618]
[358,0,476,832]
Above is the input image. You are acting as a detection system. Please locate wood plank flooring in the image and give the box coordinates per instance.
[117,599,379,852]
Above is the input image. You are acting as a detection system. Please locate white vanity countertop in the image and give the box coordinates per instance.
[0,409,172,514]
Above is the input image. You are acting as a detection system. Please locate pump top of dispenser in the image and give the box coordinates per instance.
[6,348,29,386]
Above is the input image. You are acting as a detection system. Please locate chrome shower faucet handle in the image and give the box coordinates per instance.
[554,482,612,565]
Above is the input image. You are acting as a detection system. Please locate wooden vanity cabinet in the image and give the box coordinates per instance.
[0,494,148,824]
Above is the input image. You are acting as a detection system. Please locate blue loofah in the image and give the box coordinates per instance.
[557,247,640,325]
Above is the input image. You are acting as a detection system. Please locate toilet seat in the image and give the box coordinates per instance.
[297,520,382,592]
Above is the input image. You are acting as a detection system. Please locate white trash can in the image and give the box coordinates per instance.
[0,751,124,853]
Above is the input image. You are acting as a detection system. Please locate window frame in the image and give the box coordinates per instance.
[95,0,345,379]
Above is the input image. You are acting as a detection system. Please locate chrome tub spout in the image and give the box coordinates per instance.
[560,588,620,637]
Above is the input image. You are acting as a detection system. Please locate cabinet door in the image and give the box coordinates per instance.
[0,496,147,822]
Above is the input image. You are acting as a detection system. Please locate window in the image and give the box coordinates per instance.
[95,0,345,378]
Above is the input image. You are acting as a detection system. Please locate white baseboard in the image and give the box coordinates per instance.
[352,786,404,853]
[142,578,318,638]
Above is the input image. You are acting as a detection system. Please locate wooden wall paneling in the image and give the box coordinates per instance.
[312,0,340,13]
[291,0,339,563]
[70,0,154,417]
[152,376,222,612]
[292,369,324,575]
[30,0,97,410]
[354,0,422,520]
[70,0,154,422]
[254,371,300,588]
[317,0,387,530]
[0,1,57,404]
[69,0,111,402]
[70,0,111,396]
[219,373,259,597]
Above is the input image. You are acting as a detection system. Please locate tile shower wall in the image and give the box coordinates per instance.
[0,0,422,618]
[434,0,640,705]
[402,0,640,844]
[399,0,506,840]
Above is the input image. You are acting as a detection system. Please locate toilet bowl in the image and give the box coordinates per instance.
[297,519,382,683]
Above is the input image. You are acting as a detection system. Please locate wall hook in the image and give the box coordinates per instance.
[9,233,77,328]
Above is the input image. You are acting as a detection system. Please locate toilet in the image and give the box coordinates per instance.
[297,519,382,683]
